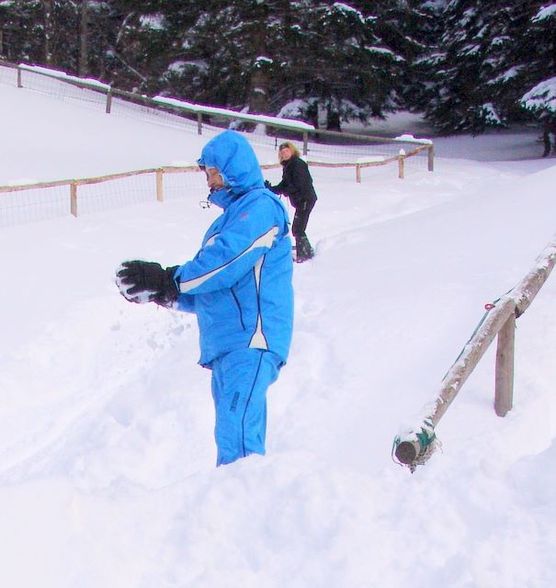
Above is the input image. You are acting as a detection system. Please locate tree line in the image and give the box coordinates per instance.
[0,1,554,134]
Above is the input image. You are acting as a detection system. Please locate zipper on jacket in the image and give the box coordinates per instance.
[231,287,246,330]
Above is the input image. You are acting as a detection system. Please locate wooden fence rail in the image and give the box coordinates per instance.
[0,60,435,226]
[0,59,434,171]
[393,238,556,472]
[0,148,429,221]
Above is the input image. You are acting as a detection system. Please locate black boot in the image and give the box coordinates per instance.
[295,236,314,262]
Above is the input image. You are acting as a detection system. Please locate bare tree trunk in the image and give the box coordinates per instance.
[79,0,89,77]
[248,3,269,114]
[249,65,269,114]
[43,0,54,65]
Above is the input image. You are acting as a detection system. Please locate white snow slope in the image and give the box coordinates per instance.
[1,78,556,588]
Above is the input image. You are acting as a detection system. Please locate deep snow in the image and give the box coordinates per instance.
[1,72,556,588]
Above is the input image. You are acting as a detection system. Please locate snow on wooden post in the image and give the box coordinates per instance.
[398,149,406,179]
[156,170,164,202]
[431,296,517,427]
[495,312,515,417]
[197,113,203,135]
[428,144,435,172]
[394,237,556,471]
[70,182,78,217]
[432,240,556,427]
[514,242,556,317]
[105,88,113,114]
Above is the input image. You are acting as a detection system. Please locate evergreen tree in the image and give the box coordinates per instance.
[372,0,440,113]
[419,0,556,133]
[106,1,190,91]
[149,1,414,128]
[274,1,394,128]
[518,3,556,128]
[270,1,413,127]
[0,1,116,79]
[517,3,556,103]
[418,0,514,132]
[6,0,552,134]
[0,0,44,64]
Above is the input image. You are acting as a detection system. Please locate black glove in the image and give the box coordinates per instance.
[264,180,273,189]
[115,260,179,307]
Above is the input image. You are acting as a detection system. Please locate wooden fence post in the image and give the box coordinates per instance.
[105,88,113,114]
[398,150,406,179]
[70,183,78,217]
[356,164,361,183]
[197,113,203,135]
[494,312,516,417]
[303,132,308,156]
[428,144,435,172]
[156,170,164,202]
[17,66,22,88]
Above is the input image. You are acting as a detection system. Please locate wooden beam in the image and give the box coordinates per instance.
[495,313,515,416]
[105,89,113,114]
[514,243,556,316]
[431,296,516,426]
[398,151,405,179]
[156,170,164,202]
[70,183,78,217]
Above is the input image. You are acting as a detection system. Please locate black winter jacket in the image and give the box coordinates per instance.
[270,156,318,209]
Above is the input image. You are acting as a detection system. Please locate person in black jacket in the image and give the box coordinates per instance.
[266,142,317,262]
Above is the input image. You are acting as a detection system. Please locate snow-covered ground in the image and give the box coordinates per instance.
[348,110,549,162]
[1,74,556,588]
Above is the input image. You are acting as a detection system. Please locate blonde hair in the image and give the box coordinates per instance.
[278,141,300,158]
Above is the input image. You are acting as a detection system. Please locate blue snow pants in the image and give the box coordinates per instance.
[210,348,282,466]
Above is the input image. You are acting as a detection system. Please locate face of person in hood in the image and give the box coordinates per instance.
[198,131,264,196]
[205,167,225,192]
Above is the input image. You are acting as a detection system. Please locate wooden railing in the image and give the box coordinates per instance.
[0,148,430,222]
[0,60,434,171]
[0,165,197,218]
[0,60,435,225]
[393,238,556,472]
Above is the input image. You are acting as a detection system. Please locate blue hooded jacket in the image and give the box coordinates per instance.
[173,131,294,367]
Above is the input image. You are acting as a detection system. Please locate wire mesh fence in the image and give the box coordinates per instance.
[0,62,16,85]
[0,61,433,161]
[0,184,70,226]
[74,173,158,216]
[0,61,434,227]
[0,168,211,227]
[17,66,107,111]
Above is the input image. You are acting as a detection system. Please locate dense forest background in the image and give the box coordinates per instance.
[0,0,554,134]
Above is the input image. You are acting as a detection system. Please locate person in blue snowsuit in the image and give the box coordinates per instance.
[115,130,294,466]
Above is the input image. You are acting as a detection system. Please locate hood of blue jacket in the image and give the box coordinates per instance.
[198,130,264,199]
